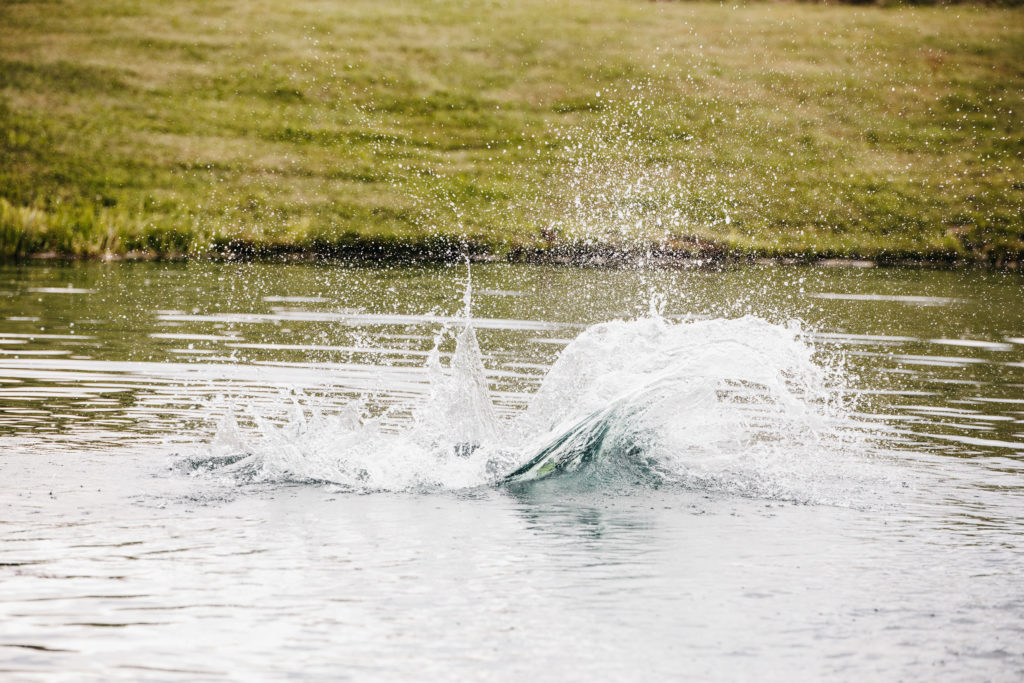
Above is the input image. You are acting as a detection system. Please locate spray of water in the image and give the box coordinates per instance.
[530,85,734,252]
[181,273,886,505]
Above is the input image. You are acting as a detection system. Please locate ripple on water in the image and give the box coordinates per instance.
[1,262,1022,680]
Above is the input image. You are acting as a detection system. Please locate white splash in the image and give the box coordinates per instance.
[185,299,889,505]
[536,88,734,247]
[507,314,877,501]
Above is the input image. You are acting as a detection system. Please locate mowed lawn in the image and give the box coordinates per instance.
[0,0,1022,262]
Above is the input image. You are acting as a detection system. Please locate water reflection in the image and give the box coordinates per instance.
[1,261,1022,462]
[507,490,660,544]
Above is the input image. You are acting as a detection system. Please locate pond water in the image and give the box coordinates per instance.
[0,261,1022,680]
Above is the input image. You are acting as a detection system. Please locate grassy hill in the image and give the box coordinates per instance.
[1,0,1022,263]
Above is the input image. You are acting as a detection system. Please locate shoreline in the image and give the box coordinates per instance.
[7,244,1020,270]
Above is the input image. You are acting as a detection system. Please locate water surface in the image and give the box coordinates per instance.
[1,261,1022,680]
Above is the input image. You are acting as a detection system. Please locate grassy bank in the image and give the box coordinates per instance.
[1,0,1022,263]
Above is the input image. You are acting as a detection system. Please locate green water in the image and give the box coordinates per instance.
[0,261,1020,456]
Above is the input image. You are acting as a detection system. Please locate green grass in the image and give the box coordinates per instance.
[0,0,1022,263]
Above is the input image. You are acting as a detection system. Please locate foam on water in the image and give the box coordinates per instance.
[182,292,889,505]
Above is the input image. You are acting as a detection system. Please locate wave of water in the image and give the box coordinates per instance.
[181,301,890,504]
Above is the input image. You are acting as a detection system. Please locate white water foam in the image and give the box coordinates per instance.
[182,299,892,505]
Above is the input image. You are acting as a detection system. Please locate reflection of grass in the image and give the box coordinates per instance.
[0,0,1021,263]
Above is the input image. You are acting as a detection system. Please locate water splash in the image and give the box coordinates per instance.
[533,86,734,250]
[182,291,887,504]
[505,314,871,502]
